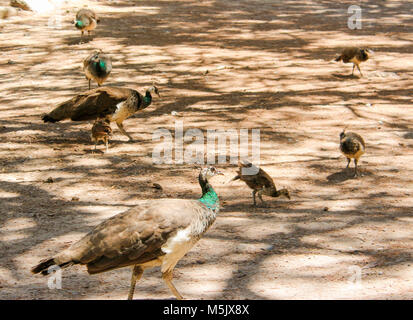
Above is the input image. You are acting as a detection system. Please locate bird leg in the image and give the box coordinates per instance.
[346,157,351,168]
[257,190,266,207]
[352,64,355,76]
[252,190,257,206]
[356,64,363,77]
[162,270,183,300]
[354,158,360,177]
[116,122,133,141]
[127,265,143,300]
[105,137,109,153]
[88,79,91,90]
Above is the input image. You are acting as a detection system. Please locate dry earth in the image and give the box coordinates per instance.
[0,0,412,300]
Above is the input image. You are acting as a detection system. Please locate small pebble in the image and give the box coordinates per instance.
[45,177,54,183]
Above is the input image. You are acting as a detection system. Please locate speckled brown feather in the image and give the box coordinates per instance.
[234,160,277,192]
[230,160,290,205]
[91,118,112,144]
[42,87,143,122]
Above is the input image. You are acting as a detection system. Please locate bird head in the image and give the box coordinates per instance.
[200,166,224,181]
[275,188,291,200]
[91,50,102,61]
[340,126,348,140]
[361,48,374,59]
[147,85,160,97]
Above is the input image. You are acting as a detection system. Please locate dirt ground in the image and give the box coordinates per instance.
[0,0,412,300]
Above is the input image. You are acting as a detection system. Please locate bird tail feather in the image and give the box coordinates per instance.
[31,257,72,275]
[226,175,240,184]
[42,97,80,123]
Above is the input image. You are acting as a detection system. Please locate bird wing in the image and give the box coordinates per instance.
[238,161,276,190]
[60,199,204,274]
[76,9,97,25]
[257,168,277,189]
[70,87,132,121]
[341,47,359,62]
[83,51,97,69]
[348,132,365,149]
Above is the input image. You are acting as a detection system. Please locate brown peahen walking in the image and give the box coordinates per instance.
[41,86,160,141]
[31,167,223,300]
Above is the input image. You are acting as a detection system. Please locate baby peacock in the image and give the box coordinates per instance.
[83,50,112,90]
[74,8,99,42]
[339,129,365,177]
[229,160,290,206]
[334,47,373,77]
[91,117,112,152]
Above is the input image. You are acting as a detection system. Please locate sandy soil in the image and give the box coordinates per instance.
[0,0,412,300]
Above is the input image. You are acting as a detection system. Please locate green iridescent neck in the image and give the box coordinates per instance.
[143,93,152,105]
[198,174,219,210]
[199,187,219,210]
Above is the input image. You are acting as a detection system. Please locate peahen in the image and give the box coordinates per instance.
[74,8,99,42]
[83,50,112,90]
[31,167,223,300]
[41,86,160,141]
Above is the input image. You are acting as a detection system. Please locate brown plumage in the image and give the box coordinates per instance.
[31,167,223,300]
[229,160,290,206]
[91,117,112,152]
[75,9,99,41]
[334,47,372,76]
[83,50,112,90]
[41,86,160,141]
[339,129,365,176]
